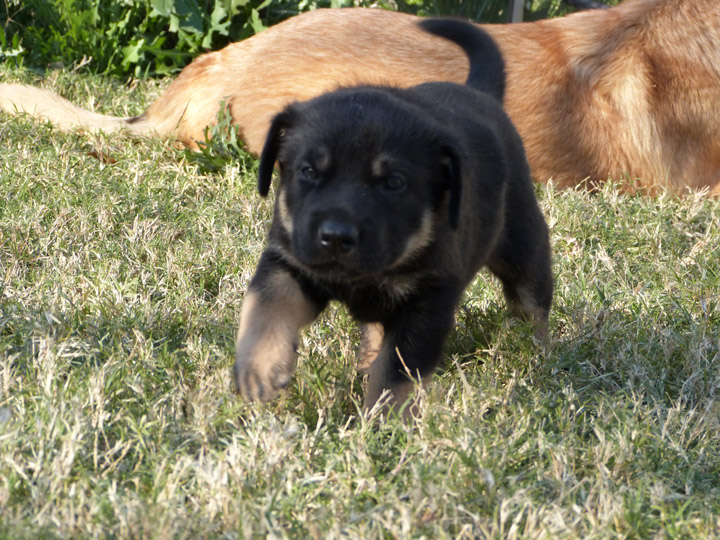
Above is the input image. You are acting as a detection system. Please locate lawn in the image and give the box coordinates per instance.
[1,68,719,538]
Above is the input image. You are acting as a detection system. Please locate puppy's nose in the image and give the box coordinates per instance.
[318,220,358,255]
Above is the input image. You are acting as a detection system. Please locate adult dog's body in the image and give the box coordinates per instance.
[233,20,553,413]
[1,0,719,193]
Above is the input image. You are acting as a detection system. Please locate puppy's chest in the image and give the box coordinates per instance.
[324,273,423,322]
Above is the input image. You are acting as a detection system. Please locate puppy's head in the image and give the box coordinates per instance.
[258,88,463,280]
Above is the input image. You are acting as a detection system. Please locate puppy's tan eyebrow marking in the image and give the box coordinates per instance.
[309,146,332,173]
[371,153,393,178]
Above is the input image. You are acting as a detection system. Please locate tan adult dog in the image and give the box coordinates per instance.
[1,0,719,194]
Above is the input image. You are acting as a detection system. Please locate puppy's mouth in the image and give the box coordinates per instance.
[301,258,373,281]
[291,248,392,283]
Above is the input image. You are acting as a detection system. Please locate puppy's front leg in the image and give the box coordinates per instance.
[357,322,384,372]
[233,254,323,402]
[363,287,460,416]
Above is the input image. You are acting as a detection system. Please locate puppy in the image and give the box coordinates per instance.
[232,19,553,414]
[2,0,719,194]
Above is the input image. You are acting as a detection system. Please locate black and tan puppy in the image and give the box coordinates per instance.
[233,19,553,414]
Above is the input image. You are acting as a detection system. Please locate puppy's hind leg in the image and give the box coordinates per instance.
[489,239,553,339]
[503,280,552,340]
[233,254,324,402]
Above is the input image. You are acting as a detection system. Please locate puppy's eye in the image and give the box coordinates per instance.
[382,173,407,193]
[299,165,319,183]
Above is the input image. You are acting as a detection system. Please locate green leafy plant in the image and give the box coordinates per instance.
[394,0,574,22]
[0,26,23,67]
[187,100,256,173]
[0,0,291,76]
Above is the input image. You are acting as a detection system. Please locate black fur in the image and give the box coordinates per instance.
[235,19,553,406]
[418,18,506,101]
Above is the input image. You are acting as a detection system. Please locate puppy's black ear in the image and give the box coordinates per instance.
[440,145,463,230]
[258,109,294,197]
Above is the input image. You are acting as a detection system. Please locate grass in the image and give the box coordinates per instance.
[1,67,719,539]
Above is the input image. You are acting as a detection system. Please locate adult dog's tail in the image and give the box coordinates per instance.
[0,83,159,137]
[418,18,506,102]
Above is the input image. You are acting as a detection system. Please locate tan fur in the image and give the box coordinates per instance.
[357,322,384,371]
[507,285,551,341]
[233,270,317,401]
[2,0,719,193]
[388,211,435,269]
[277,191,294,236]
[0,84,131,133]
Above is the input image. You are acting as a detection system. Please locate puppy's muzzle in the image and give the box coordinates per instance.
[317,219,358,257]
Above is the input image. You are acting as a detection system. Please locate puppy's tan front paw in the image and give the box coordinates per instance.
[233,343,296,402]
[232,269,319,403]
